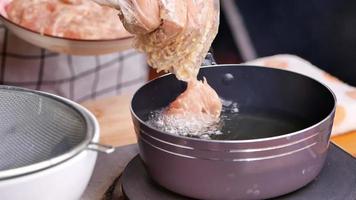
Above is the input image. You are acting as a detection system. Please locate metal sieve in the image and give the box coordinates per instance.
[0,85,114,180]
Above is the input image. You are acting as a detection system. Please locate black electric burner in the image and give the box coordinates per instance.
[119,143,356,200]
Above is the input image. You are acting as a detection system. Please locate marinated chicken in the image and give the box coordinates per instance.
[166,78,221,120]
[5,0,131,40]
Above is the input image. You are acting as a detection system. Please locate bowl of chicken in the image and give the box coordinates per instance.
[0,0,134,55]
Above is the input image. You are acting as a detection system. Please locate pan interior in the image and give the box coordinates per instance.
[132,65,335,140]
[209,106,309,140]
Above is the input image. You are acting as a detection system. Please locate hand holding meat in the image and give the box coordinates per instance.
[94,0,219,81]
[94,0,223,126]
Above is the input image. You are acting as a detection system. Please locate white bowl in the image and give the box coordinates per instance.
[0,147,98,200]
[0,4,134,55]
[0,91,102,200]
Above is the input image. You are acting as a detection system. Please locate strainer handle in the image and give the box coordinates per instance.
[88,143,115,154]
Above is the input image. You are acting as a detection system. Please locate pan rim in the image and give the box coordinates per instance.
[130,64,337,144]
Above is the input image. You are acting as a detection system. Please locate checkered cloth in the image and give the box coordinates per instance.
[0,23,148,102]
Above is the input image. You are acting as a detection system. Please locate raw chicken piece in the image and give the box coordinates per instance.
[5,0,131,40]
[166,78,222,120]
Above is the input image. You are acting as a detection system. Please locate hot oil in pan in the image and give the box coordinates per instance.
[147,100,309,140]
[213,109,308,140]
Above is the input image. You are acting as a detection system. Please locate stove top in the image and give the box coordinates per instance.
[118,143,356,200]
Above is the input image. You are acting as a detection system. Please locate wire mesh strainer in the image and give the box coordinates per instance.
[0,86,114,180]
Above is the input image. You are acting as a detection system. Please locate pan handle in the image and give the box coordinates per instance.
[87,142,115,154]
[202,48,217,66]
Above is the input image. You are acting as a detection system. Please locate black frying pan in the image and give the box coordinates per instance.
[130,56,336,199]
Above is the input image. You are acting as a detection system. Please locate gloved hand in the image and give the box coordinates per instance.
[92,0,220,81]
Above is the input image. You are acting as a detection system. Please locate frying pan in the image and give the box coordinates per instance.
[130,56,336,199]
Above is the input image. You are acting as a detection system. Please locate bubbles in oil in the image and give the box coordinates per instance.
[146,98,239,139]
[147,98,310,140]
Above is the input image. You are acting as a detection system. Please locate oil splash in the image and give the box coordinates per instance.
[146,98,239,139]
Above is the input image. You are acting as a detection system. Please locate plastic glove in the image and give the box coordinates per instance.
[92,0,220,81]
